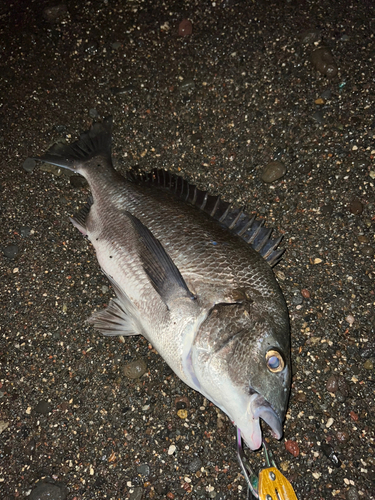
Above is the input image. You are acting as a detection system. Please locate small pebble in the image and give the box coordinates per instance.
[321,203,334,215]
[168,444,176,455]
[261,161,286,183]
[54,124,67,133]
[301,289,310,299]
[346,314,355,325]
[357,235,368,243]
[309,336,321,345]
[314,98,325,105]
[175,396,190,409]
[188,456,203,473]
[346,486,359,500]
[359,340,375,358]
[349,410,358,421]
[111,42,122,50]
[177,409,188,419]
[25,438,36,456]
[280,461,289,472]
[20,226,32,237]
[291,293,303,306]
[326,417,334,428]
[312,110,324,123]
[299,29,321,44]
[349,198,363,215]
[336,430,349,443]
[326,375,339,394]
[137,464,150,476]
[123,359,147,379]
[179,78,195,91]
[129,487,143,500]
[178,19,192,36]
[3,244,19,259]
[89,108,99,118]
[30,480,68,500]
[361,245,374,256]
[23,158,36,172]
[321,441,341,468]
[363,358,374,370]
[321,89,332,99]
[294,392,307,403]
[34,400,52,415]
[285,440,299,457]
[335,390,347,403]
[337,376,349,397]
[311,46,338,78]
[0,420,9,433]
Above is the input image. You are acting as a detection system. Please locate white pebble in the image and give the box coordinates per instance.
[346,314,355,325]
[168,444,176,455]
[326,417,334,428]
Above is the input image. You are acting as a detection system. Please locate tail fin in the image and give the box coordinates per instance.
[33,117,113,172]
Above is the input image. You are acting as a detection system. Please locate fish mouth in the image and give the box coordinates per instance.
[250,393,283,440]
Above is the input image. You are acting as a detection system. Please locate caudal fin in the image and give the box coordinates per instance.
[33,117,113,172]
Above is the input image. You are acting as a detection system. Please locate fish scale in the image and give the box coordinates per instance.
[34,116,291,455]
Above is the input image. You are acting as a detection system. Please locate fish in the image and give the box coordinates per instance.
[34,117,291,451]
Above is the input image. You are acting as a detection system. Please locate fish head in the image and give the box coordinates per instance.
[191,296,290,450]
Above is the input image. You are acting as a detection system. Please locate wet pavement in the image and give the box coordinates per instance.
[1,0,374,499]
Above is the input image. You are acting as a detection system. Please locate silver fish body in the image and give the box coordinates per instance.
[35,118,291,451]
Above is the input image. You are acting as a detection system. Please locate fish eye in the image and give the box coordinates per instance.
[265,349,285,373]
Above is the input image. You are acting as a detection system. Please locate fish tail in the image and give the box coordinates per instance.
[33,117,113,173]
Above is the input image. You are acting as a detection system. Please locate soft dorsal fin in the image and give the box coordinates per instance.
[127,168,284,266]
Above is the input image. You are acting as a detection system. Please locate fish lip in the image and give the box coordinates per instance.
[250,393,283,440]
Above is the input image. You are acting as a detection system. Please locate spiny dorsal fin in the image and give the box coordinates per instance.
[127,168,285,266]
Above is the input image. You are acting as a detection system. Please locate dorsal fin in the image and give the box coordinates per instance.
[127,168,285,267]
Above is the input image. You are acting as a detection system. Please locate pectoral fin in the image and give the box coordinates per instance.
[125,212,195,305]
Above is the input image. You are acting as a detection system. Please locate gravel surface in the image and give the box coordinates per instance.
[1,1,374,499]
